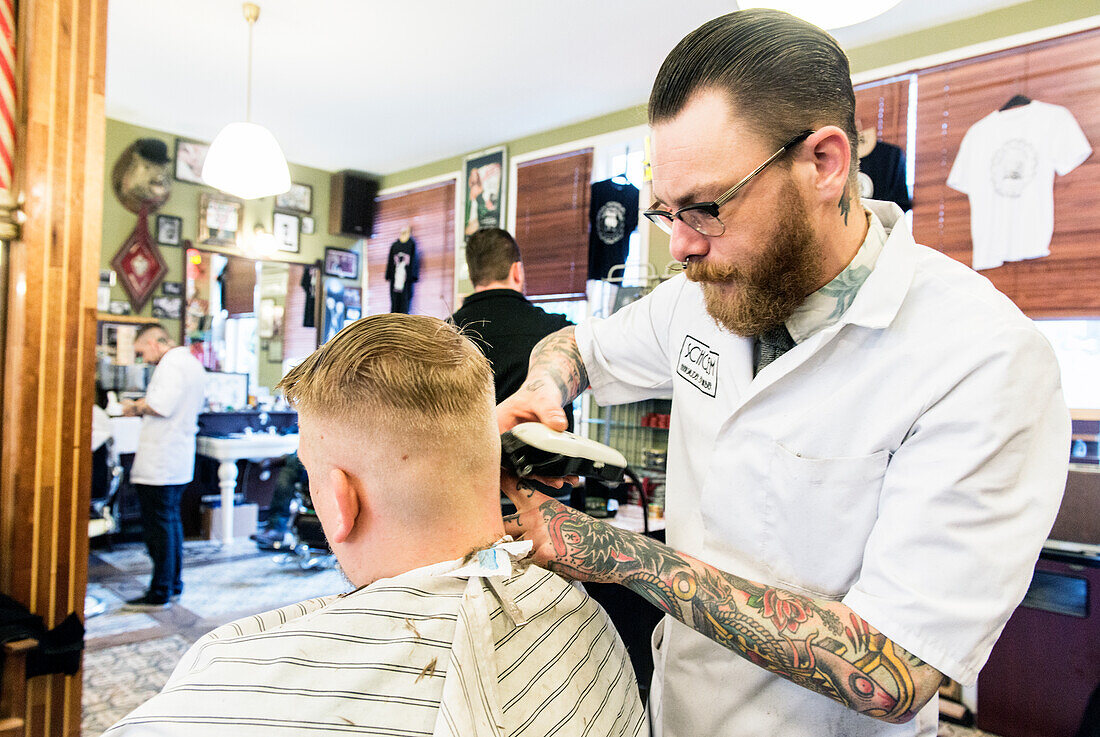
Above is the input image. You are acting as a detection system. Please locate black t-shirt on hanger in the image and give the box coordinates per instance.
[588,178,640,281]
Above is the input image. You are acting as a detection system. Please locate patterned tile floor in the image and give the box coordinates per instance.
[83,538,349,736]
[82,538,1002,737]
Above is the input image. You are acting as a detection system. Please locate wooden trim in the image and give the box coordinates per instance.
[0,0,108,734]
[95,312,160,325]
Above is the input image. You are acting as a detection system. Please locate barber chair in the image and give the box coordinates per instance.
[273,490,336,571]
[86,440,122,618]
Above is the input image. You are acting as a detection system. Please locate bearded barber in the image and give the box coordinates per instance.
[499,10,1068,737]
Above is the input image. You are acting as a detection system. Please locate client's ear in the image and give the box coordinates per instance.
[326,468,361,544]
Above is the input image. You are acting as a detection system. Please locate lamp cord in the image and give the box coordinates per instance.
[246,15,253,122]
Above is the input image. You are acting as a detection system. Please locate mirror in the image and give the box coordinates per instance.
[184,247,320,400]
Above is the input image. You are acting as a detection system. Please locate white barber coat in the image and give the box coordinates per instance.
[576,201,1068,737]
[130,347,207,486]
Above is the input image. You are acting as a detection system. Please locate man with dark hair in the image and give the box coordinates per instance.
[498,10,1067,737]
[122,323,206,610]
[450,228,573,423]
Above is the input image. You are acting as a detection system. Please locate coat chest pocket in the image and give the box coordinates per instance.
[762,443,889,598]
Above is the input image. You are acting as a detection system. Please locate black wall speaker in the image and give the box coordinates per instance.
[329,170,379,237]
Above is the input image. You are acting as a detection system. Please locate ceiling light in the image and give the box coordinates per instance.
[202,3,291,200]
[737,1,903,30]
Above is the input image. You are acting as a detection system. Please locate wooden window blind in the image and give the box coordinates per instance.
[222,256,257,317]
[366,180,457,319]
[281,263,319,363]
[513,148,594,300]
[855,76,911,150]
[912,29,1100,317]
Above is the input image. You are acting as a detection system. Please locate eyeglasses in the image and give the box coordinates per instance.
[644,129,814,237]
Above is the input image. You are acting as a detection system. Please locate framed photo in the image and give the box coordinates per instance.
[273,211,300,253]
[198,193,242,247]
[300,215,315,235]
[174,139,210,184]
[463,146,506,237]
[162,280,183,296]
[205,371,250,410]
[151,295,183,319]
[275,182,313,213]
[324,247,359,280]
[108,300,131,315]
[156,214,182,246]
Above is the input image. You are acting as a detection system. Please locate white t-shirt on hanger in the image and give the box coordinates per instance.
[946,100,1091,271]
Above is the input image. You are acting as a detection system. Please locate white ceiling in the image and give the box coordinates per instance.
[105,0,1030,176]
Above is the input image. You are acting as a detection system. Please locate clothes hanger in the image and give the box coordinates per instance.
[1000,94,1032,111]
[611,146,632,186]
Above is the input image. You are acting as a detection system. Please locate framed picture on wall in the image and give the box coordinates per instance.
[323,247,359,280]
[156,214,182,246]
[151,295,183,319]
[463,146,507,237]
[273,211,300,253]
[198,193,242,247]
[301,215,315,235]
[276,182,313,213]
[174,139,210,184]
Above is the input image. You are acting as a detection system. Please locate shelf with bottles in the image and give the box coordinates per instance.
[581,394,672,471]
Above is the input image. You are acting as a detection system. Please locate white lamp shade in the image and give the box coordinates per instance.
[738,1,903,29]
[202,121,291,200]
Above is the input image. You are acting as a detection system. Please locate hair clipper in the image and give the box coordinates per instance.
[500,422,628,483]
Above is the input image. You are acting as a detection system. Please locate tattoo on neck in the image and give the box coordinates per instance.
[838,192,850,226]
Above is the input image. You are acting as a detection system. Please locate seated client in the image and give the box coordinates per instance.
[106,313,647,737]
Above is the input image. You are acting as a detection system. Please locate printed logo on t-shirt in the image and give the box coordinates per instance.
[596,201,627,245]
[677,335,718,397]
[990,139,1038,197]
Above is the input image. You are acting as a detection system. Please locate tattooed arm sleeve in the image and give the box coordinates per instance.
[496,327,588,433]
[523,327,589,406]
[507,485,945,724]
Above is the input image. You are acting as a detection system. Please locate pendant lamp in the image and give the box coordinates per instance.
[737,1,903,29]
[202,3,291,200]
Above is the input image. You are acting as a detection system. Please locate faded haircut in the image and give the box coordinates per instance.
[649,9,859,190]
[277,314,495,450]
[465,228,521,287]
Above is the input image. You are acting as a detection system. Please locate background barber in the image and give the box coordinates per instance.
[499,9,1067,737]
[122,323,206,610]
[450,227,574,428]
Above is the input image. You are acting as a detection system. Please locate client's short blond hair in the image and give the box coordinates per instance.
[277,314,495,455]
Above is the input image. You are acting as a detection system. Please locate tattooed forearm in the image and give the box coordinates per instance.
[531,498,940,723]
[522,327,589,405]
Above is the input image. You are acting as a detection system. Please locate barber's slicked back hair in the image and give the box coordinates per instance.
[277,314,495,442]
[465,228,521,287]
[649,9,859,187]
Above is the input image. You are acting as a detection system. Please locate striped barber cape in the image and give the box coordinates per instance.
[105,542,648,737]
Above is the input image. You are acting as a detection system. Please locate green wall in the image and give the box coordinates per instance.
[101,118,359,341]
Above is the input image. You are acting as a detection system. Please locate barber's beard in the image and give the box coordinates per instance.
[685,183,821,337]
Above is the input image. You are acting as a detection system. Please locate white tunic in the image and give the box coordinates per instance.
[130,347,207,486]
[576,201,1068,737]
[105,543,648,737]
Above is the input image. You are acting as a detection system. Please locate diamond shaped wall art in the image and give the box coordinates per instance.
[111,211,168,311]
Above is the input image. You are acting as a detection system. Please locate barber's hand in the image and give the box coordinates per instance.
[121,399,138,417]
[496,384,569,434]
[502,471,615,584]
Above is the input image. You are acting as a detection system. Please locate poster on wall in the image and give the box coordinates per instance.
[463,146,506,238]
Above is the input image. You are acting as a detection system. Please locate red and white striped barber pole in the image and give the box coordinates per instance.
[0,0,14,193]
